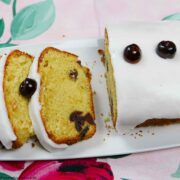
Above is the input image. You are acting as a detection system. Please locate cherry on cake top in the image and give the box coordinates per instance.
[156,40,176,59]
[123,41,177,64]
[123,44,141,64]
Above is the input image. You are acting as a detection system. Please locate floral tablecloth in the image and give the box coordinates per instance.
[0,0,180,179]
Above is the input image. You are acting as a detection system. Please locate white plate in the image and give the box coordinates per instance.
[0,39,180,160]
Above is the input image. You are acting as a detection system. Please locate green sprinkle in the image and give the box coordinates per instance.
[104,117,110,122]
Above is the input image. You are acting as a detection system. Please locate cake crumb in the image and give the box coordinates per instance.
[152,133,155,135]
[93,60,96,64]
[139,130,143,133]
[93,91,96,95]
[130,133,134,136]
[98,49,104,55]
[62,34,66,38]
[98,49,105,65]
[122,133,126,136]
[100,113,104,117]
[104,117,110,123]
[31,143,35,148]
[105,125,113,132]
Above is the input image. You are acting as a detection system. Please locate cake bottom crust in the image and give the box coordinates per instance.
[136,118,180,128]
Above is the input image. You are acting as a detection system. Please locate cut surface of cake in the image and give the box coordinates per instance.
[2,50,34,148]
[29,47,96,151]
[105,29,117,127]
[105,22,180,129]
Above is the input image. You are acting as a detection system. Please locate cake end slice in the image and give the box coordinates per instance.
[3,50,34,148]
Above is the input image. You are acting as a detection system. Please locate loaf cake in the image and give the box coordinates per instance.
[0,50,34,149]
[29,47,96,151]
[105,22,180,129]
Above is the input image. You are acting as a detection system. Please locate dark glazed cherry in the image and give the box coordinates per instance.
[19,78,37,98]
[156,41,176,59]
[123,44,141,64]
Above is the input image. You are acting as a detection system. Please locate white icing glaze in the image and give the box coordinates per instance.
[28,55,68,152]
[106,21,180,131]
[0,53,16,149]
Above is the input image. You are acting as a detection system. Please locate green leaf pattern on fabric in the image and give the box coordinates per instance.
[11,0,55,40]
[0,43,16,48]
[0,172,15,180]
[12,0,17,17]
[171,164,180,178]
[162,13,180,20]
[0,0,11,5]
[0,18,5,38]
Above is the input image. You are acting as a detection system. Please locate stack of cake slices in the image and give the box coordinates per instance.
[0,47,96,151]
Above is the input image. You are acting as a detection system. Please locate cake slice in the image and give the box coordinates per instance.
[3,50,34,148]
[29,47,96,150]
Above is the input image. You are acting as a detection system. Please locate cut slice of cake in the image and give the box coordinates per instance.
[29,47,96,151]
[3,50,34,148]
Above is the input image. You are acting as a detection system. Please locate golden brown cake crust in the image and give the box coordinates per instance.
[5,50,34,66]
[38,47,78,69]
[3,50,34,148]
[47,127,96,145]
[38,47,96,145]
